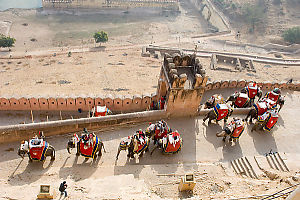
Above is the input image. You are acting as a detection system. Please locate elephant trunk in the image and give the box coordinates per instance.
[17,148,25,158]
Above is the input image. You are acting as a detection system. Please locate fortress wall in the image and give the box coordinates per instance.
[0,93,159,113]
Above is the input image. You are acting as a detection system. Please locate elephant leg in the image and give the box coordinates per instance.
[76,143,80,156]
[203,115,208,122]
[98,145,102,158]
[116,148,121,160]
[50,150,55,161]
[139,151,144,157]
[245,112,250,122]
[50,146,55,161]
[222,135,227,142]
[208,117,213,125]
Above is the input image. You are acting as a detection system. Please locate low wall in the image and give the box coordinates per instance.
[0,94,154,112]
[0,110,167,144]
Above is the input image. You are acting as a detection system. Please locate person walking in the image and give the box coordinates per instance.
[59,181,68,199]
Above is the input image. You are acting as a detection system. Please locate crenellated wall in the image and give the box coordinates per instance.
[0,94,153,113]
[204,80,300,91]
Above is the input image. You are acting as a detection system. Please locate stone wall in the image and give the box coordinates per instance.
[189,0,230,32]
[0,94,154,113]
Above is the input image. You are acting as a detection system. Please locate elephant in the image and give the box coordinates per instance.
[245,107,260,123]
[251,110,279,132]
[145,120,172,144]
[116,135,149,160]
[67,133,106,160]
[203,104,233,125]
[216,118,245,143]
[241,86,262,106]
[251,120,267,132]
[150,132,182,155]
[226,92,251,108]
[18,140,55,162]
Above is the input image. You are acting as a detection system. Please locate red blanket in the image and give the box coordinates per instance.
[163,132,182,154]
[29,141,48,161]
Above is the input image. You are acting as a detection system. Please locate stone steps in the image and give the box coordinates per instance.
[230,152,290,179]
[231,156,259,179]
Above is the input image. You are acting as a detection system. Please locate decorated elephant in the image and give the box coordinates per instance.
[116,132,150,160]
[204,94,224,109]
[251,109,279,132]
[150,131,182,155]
[264,88,285,111]
[203,103,233,125]
[67,131,106,160]
[18,132,55,162]
[240,82,262,105]
[216,118,245,143]
[226,92,251,108]
[145,120,172,144]
[245,100,269,123]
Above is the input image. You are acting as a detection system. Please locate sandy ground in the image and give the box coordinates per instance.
[1,50,299,97]
[0,91,299,199]
[0,49,162,97]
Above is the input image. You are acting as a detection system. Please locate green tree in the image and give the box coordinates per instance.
[93,31,108,46]
[242,3,265,32]
[0,34,16,50]
[282,26,300,44]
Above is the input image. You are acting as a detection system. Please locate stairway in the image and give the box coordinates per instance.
[230,152,290,179]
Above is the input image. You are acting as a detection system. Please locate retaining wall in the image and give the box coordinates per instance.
[189,0,230,32]
[0,110,167,144]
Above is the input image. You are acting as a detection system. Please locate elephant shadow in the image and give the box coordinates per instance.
[58,154,103,181]
[8,158,54,186]
[202,122,224,150]
[247,125,278,156]
[219,140,243,162]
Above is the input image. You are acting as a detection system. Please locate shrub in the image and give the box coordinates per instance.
[282,27,300,44]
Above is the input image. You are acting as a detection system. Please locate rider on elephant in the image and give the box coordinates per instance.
[151,131,182,155]
[252,108,279,132]
[265,88,281,103]
[217,118,245,143]
[241,81,262,105]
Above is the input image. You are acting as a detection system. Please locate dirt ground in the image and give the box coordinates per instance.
[0,91,299,199]
[0,1,300,199]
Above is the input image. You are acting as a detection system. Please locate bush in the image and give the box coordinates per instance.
[282,27,300,44]
[93,31,108,46]
[0,34,16,48]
